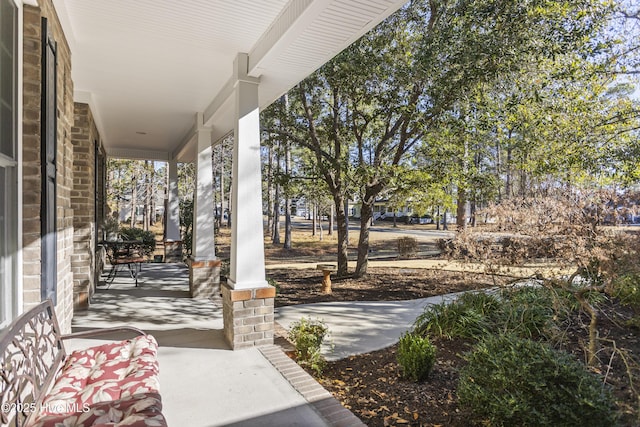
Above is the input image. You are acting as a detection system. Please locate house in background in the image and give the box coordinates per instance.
[116,192,166,226]
[350,199,415,221]
[1,0,408,348]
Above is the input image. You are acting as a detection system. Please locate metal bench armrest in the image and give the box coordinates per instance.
[62,326,147,340]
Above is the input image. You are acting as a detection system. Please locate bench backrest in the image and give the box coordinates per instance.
[0,300,65,426]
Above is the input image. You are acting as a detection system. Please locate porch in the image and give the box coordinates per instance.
[27,0,409,345]
[69,263,362,426]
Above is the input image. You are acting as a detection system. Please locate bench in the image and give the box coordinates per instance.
[0,300,167,427]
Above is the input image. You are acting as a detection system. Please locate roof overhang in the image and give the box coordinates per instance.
[52,0,408,162]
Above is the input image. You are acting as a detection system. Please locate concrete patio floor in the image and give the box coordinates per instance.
[70,263,362,427]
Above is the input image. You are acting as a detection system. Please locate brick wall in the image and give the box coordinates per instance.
[71,103,100,310]
[221,284,275,349]
[22,1,75,332]
[189,259,221,299]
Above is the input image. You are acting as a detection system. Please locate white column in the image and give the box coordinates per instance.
[228,53,267,289]
[165,160,181,241]
[192,113,216,261]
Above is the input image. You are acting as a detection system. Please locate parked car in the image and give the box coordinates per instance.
[406,215,433,224]
[380,213,409,222]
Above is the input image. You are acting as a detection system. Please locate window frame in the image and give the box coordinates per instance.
[0,0,23,329]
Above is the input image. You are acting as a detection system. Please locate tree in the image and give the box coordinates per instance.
[212,136,233,230]
[106,158,134,217]
[107,159,163,229]
[282,95,294,250]
[610,0,640,77]
[266,0,617,277]
[408,35,640,213]
[262,96,296,246]
[177,162,195,257]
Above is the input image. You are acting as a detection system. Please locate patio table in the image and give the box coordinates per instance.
[101,240,146,287]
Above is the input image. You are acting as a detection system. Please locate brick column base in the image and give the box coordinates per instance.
[222,283,276,350]
[188,259,221,299]
[73,291,90,311]
[164,240,183,263]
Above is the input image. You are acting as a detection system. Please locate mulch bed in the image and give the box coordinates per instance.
[271,267,505,307]
[317,338,474,427]
[272,267,640,427]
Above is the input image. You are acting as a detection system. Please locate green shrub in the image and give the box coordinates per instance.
[611,273,640,310]
[118,227,156,256]
[179,199,193,258]
[266,277,280,294]
[288,318,329,375]
[413,286,607,346]
[497,287,555,339]
[458,334,616,427]
[413,292,500,339]
[397,332,436,382]
[219,260,230,279]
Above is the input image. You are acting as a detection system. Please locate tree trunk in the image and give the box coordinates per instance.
[312,204,317,236]
[495,140,502,202]
[520,167,527,198]
[575,286,604,367]
[328,203,334,236]
[130,167,137,228]
[266,145,274,234]
[283,198,292,248]
[457,187,466,231]
[334,194,349,276]
[470,149,481,227]
[354,201,374,277]
[144,160,151,231]
[271,141,281,243]
[506,143,513,198]
[443,210,449,231]
[344,200,350,245]
[272,187,280,244]
[150,165,156,226]
[283,94,292,249]
[219,142,226,229]
[457,137,468,230]
[436,206,441,231]
[283,152,292,249]
[470,200,477,227]
[112,168,119,220]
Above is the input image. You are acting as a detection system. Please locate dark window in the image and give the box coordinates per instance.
[41,17,57,304]
[0,0,16,159]
[0,0,17,328]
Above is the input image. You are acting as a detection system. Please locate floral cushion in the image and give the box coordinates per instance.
[39,335,160,416]
[29,393,167,427]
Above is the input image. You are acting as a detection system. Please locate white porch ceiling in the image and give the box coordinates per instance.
[52,0,407,161]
